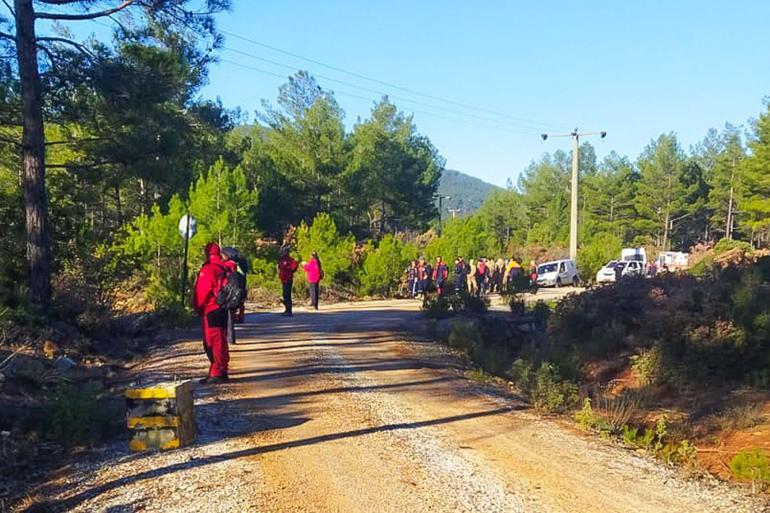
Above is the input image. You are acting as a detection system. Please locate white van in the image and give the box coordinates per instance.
[621,247,647,264]
[536,259,580,288]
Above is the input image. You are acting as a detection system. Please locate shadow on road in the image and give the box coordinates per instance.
[33,406,518,512]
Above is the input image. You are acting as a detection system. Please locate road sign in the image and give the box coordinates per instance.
[178,214,197,240]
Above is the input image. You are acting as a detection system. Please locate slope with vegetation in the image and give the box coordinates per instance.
[436,169,500,217]
[424,256,770,490]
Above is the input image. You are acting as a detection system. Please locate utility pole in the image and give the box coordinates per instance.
[541,128,607,260]
[726,157,736,240]
[447,208,462,219]
[435,195,450,236]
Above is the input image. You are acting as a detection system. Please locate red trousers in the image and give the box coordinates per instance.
[202,314,229,377]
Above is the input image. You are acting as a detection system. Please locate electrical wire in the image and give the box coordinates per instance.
[221,45,540,133]
[219,58,538,136]
[220,29,570,132]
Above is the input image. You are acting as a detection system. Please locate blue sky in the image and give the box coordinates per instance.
[53,1,770,187]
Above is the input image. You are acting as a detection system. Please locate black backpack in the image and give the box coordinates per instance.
[216,266,247,310]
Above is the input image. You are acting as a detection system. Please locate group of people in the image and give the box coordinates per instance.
[277,246,324,316]
[406,256,538,298]
[192,242,323,384]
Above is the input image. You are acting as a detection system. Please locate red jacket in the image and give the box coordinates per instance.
[303,257,321,283]
[194,253,226,316]
[433,263,448,283]
[278,255,298,283]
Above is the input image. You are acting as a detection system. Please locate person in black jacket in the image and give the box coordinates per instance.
[453,257,467,294]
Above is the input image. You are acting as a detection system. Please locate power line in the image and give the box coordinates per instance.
[72,14,551,135]
[221,45,540,133]
[218,58,538,136]
[219,29,569,132]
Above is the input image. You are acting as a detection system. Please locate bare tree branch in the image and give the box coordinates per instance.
[38,36,93,56]
[45,137,107,146]
[0,30,14,41]
[36,1,135,21]
[1,0,14,17]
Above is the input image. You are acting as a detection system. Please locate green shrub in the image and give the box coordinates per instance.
[358,235,416,296]
[630,346,662,385]
[730,450,770,490]
[44,383,122,448]
[531,362,579,413]
[509,296,526,315]
[575,398,603,431]
[509,358,535,390]
[447,321,482,357]
[460,293,488,314]
[714,238,754,256]
[296,212,355,284]
[529,300,552,326]
[509,358,578,413]
[422,295,451,319]
[577,232,623,284]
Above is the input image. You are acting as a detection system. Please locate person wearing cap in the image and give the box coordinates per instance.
[193,242,229,384]
[221,246,248,343]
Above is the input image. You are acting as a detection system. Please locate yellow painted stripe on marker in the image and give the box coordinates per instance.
[129,439,148,452]
[160,438,180,450]
[127,416,180,429]
[125,388,176,399]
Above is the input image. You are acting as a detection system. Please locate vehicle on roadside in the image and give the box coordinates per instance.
[537,259,580,288]
[597,260,646,283]
[596,260,619,283]
[656,251,689,271]
[623,260,645,277]
[621,247,647,264]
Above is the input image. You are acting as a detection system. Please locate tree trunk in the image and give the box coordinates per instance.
[15,0,51,306]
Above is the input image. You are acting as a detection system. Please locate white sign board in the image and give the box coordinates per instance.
[178,214,197,240]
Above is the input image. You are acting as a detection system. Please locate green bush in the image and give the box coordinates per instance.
[509,358,578,413]
[111,159,259,310]
[296,212,355,284]
[730,450,770,490]
[422,295,451,319]
[545,259,770,388]
[358,235,417,296]
[630,345,662,385]
[447,321,482,357]
[577,232,623,284]
[44,383,122,448]
[714,238,754,256]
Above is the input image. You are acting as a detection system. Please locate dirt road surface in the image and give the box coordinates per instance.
[27,300,767,513]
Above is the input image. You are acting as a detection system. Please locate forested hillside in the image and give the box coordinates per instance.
[436,169,499,217]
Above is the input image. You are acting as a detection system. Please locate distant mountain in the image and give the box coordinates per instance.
[436,169,500,217]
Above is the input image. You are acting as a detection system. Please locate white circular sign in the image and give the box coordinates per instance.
[178,214,197,240]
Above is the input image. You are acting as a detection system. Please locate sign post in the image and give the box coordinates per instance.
[178,214,197,307]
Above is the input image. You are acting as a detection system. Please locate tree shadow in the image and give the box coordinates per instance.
[32,406,518,512]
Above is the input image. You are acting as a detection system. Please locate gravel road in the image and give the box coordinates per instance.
[23,300,769,513]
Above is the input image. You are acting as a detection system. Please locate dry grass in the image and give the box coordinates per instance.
[710,402,765,432]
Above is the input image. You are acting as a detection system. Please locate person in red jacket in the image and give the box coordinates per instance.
[277,245,299,316]
[303,251,322,310]
[193,242,229,384]
[432,256,449,295]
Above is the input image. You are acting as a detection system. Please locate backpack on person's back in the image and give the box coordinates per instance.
[216,265,247,310]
